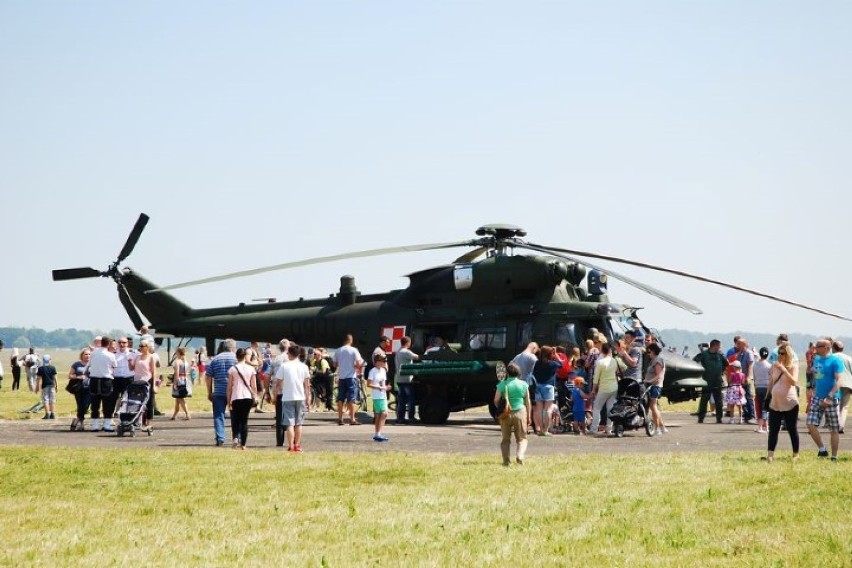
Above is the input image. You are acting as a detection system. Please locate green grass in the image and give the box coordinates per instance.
[1,447,850,567]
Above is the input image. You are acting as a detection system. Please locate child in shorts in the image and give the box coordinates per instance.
[368,354,391,442]
[572,376,589,434]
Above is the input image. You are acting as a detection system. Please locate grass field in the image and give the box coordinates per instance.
[2,350,850,566]
[0,446,850,567]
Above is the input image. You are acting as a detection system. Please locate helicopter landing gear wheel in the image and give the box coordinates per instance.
[614,423,624,438]
[418,397,450,425]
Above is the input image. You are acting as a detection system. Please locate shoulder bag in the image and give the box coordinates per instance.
[234,366,259,407]
[497,381,512,420]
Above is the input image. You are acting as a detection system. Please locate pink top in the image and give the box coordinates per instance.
[228,363,256,402]
[727,371,744,387]
[769,369,798,412]
[133,354,155,382]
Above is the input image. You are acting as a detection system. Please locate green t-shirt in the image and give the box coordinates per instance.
[693,351,727,388]
[498,377,528,411]
[693,351,728,388]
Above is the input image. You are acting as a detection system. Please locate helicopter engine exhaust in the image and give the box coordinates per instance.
[339,275,360,305]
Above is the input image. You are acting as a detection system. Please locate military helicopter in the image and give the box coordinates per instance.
[53,214,851,424]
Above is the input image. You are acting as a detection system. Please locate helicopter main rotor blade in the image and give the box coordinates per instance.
[52,267,102,281]
[518,242,704,315]
[117,283,145,331]
[149,240,478,293]
[116,213,150,263]
[454,247,489,264]
[527,242,852,322]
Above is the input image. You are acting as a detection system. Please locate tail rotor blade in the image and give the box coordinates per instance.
[116,213,150,263]
[117,283,145,331]
[52,267,102,281]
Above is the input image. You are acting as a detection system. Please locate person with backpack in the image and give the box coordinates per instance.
[494,363,531,466]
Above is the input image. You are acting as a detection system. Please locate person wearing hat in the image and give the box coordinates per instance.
[35,354,58,419]
[728,337,756,424]
[753,347,772,433]
[724,360,746,424]
[367,353,391,442]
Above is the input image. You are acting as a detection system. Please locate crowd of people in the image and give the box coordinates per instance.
[2,327,849,464]
[493,330,850,465]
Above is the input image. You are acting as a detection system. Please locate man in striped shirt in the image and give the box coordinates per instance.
[205,339,237,446]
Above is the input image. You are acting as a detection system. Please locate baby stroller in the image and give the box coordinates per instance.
[116,380,153,437]
[608,378,656,437]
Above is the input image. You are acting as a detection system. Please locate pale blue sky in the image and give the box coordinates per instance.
[2,1,851,338]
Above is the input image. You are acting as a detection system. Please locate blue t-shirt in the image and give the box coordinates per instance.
[571,386,586,413]
[71,360,89,388]
[813,354,843,400]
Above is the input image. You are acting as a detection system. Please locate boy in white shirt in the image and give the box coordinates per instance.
[368,354,391,442]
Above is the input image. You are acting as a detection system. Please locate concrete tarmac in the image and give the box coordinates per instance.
[0,410,814,456]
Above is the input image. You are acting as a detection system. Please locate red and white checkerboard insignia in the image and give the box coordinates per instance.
[382,325,407,352]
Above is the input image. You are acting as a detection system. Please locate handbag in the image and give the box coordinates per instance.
[65,379,83,395]
[235,367,259,407]
[497,381,512,420]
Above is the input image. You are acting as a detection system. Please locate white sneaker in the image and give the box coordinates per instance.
[655,429,663,436]
[661,426,669,434]
[90,418,101,431]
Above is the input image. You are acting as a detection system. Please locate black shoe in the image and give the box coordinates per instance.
[716,419,723,424]
[697,419,704,424]
[818,449,829,458]
[216,440,224,447]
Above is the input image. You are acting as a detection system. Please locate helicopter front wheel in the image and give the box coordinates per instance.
[418,396,450,425]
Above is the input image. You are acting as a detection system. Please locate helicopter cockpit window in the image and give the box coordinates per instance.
[608,317,629,343]
[467,327,507,351]
[555,323,578,347]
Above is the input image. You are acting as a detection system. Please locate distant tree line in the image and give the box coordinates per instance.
[0,327,131,350]
[656,329,852,360]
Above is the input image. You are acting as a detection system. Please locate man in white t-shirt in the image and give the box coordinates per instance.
[333,334,365,426]
[274,344,312,452]
[88,336,118,431]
